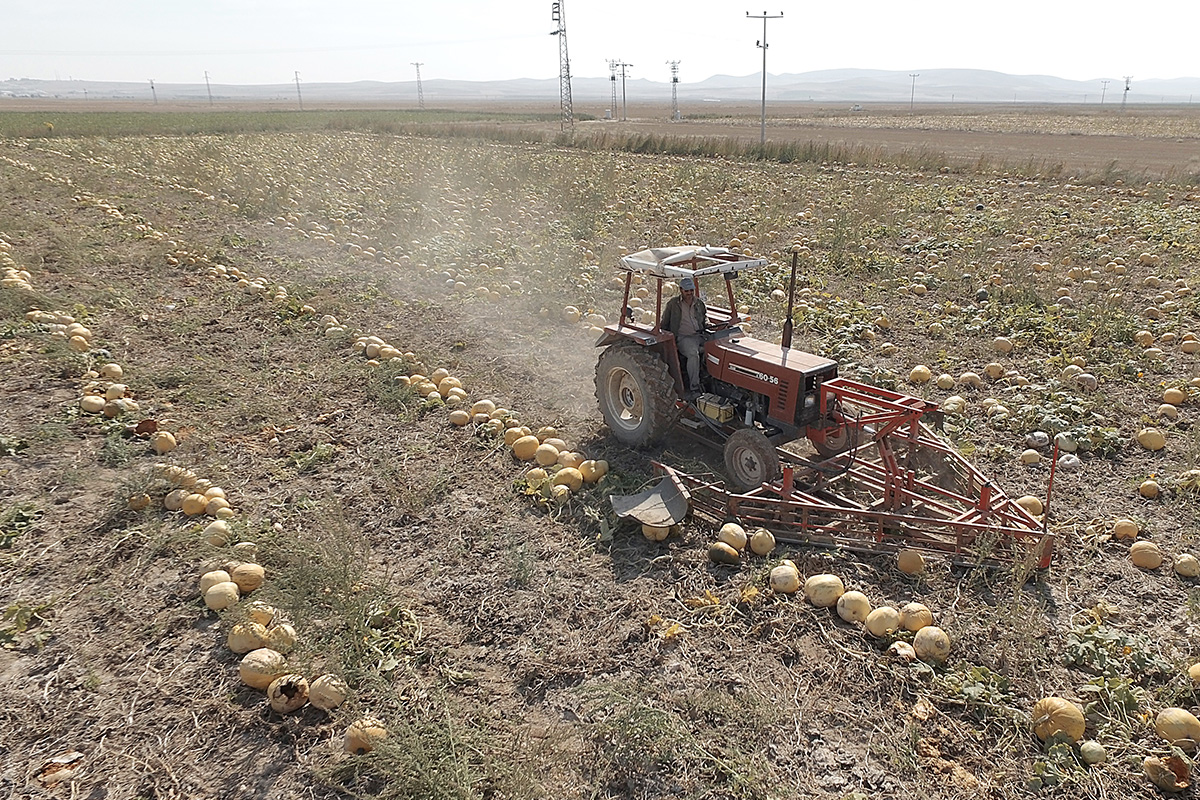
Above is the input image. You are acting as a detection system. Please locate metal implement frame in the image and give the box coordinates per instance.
[657,376,1054,569]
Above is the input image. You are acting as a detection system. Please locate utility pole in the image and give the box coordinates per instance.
[550,2,574,130]
[149,79,157,105]
[667,60,681,121]
[909,73,919,113]
[204,71,213,106]
[412,62,425,109]
[1122,76,1132,111]
[607,59,619,120]
[1100,79,1109,105]
[294,71,303,110]
[746,10,783,145]
[618,60,633,121]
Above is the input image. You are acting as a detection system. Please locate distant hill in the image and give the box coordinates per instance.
[4,68,1200,106]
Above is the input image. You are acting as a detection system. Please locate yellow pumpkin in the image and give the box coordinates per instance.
[1156,708,1200,751]
[1130,540,1163,569]
[803,574,844,608]
[238,647,288,690]
[717,523,748,551]
[865,606,900,638]
[899,602,933,632]
[913,625,951,663]
[1032,697,1085,742]
[897,549,925,575]
[310,674,350,710]
[769,564,801,594]
[344,717,388,754]
[836,591,872,623]
[511,435,540,461]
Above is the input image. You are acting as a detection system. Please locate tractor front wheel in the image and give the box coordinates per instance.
[723,428,780,492]
[596,345,679,447]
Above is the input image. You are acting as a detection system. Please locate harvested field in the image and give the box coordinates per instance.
[2,105,1200,799]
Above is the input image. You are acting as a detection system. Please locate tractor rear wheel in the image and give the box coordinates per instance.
[596,345,679,447]
[723,428,780,491]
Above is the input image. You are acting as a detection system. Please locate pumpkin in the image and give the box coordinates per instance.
[204,581,240,611]
[199,569,232,594]
[1131,540,1163,569]
[1137,427,1167,451]
[1190,663,1200,685]
[266,623,297,654]
[205,496,231,516]
[579,459,609,483]
[1156,708,1200,751]
[503,426,525,446]
[913,625,951,663]
[717,523,748,551]
[181,493,208,516]
[899,602,933,632]
[267,674,309,713]
[897,549,925,575]
[150,431,177,454]
[227,622,269,653]
[769,564,801,594]
[203,520,231,547]
[552,467,583,492]
[246,601,276,626]
[344,717,388,754]
[642,524,671,542]
[80,395,106,414]
[888,641,917,661]
[232,542,258,561]
[448,409,471,427]
[749,528,775,556]
[239,647,289,690]
[99,362,124,379]
[511,435,540,461]
[708,541,741,565]
[534,443,560,466]
[908,365,931,383]
[557,451,585,469]
[1164,387,1187,405]
[1112,518,1139,541]
[230,562,265,593]
[836,590,871,623]
[1175,554,1200,578]
[1144,755,1190,793]
[865,606,900,638]
[1032,697,1085,742]
[310,674,350,710]
[1140,479,1161,498]
[1015,495,1043,516]
[803,574,844,608]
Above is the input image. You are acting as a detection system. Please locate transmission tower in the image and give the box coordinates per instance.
[149,79,157,105]
[294,71,303,110]
[608,59,619,120]
[667,60,681,120]
[1122,76,1132,111]
[204,71,213,105]
[550,2,573,130]
[412,62,425,109]
[1100,79,1110,105]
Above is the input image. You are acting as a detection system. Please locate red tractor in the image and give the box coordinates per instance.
[595,246,1054,569]
[594,246,845,490]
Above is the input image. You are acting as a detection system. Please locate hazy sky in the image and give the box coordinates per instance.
[3,1,1195,85]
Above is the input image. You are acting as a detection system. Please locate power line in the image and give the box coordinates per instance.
[617,60,633,121]
[909,73,919,113]
[607,59,618,120]
[1122,75,1132,111]
[746,11,783,146]
[204,70,213,105]
[148,78,156,104]
[294,70,303,110]
[1100,79,1110,105]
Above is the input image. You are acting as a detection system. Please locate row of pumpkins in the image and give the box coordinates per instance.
[706,523,953,664]
[326,322,612,502]
[16,234,386,757]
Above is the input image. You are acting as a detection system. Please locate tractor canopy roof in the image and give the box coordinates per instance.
[619,246,769,280]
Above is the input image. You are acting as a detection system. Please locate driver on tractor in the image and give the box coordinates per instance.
[660,276,706,394]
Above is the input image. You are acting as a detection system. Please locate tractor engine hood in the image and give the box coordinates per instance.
[704,336,838,427]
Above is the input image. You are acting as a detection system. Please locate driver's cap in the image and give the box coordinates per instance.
[679,277,695,290]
